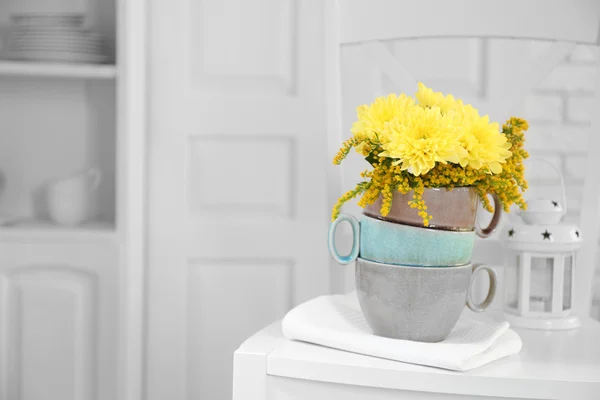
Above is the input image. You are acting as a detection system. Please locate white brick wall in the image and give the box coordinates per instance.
[569,45,597,62]
[524,94,563,122]
[565,156,587,180]
[566,96,595,123]
[524,125,590,152]
[539,65,596,92]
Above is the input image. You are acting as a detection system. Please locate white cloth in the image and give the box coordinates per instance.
[282,292,522,371]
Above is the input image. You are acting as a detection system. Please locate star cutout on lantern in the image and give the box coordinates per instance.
[508,229,515,237]
[575,231,580,238]
[551,200,559,207]
[542,230,552,240]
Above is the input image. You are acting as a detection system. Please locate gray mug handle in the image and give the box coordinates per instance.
[467,263,497,312]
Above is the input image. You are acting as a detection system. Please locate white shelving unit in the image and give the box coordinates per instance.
[0,60,117,79]
[0,0,118,235]
[0,219,116,241]
[0,0,147,398]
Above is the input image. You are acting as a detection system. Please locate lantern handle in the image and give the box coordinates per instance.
[526,156,568,215]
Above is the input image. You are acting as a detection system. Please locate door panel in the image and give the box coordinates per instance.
[147,1,330,399]
[187,136,294,218]
[8,268,96,400]
[188,0,296,93]
[0,242,118,400]
[187,260,293,399]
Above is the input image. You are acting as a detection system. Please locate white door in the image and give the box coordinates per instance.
[146,1,331,399]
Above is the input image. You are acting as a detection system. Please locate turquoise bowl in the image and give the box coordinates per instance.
[328,213,475,266]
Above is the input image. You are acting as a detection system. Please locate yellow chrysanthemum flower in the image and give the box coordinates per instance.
[338,85,514,177]
[456,105,512,173]
[351,93,414,141]
[415,82,458,114]
[379,106,467,176]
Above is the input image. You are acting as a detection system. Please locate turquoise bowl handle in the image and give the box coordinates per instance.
[328,213,360,265]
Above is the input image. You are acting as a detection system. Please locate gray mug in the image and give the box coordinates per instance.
[355,258,498,342]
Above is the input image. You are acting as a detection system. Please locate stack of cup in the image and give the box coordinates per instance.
[328,187,501,342]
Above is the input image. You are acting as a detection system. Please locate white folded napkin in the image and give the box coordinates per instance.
[282,292,522,371]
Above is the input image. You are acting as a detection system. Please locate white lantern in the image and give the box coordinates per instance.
[502,195,582,330]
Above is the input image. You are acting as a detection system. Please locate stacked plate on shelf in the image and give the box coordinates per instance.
[8,13,108,63]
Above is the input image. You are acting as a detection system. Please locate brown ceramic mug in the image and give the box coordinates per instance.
[363,187,501,238]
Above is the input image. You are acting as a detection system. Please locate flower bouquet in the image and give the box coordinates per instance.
[332,82,529,228]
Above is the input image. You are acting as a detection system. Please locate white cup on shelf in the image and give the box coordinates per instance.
[47,167,102,227]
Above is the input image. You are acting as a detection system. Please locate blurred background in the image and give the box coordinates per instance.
[0,0,597,400]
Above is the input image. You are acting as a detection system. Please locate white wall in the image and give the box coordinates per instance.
[339,38,600,318]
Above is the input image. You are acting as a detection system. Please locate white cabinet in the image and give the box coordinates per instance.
[0,240,119,400]
[0,0,146,399]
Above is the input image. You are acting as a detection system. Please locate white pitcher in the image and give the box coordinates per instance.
[47,167,102,226]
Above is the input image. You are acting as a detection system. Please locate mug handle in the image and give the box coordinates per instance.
[467,263,498,312]
[87,168,102,191]
[476,193,502,238]
[328,213,360,265]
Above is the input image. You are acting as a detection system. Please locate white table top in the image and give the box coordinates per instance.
[235,312,600,399]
